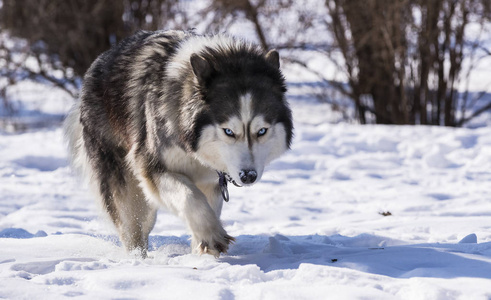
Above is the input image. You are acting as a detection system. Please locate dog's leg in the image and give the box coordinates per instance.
[196,183,223,218]
[147,173,233,257]
[127,145,232,257]
[90,167,157,258]
[114,175,158,258]
[82,134,157,258]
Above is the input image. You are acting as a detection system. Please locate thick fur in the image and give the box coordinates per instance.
[64,30,293,258]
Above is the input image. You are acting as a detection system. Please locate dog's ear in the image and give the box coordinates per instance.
[190,54,213,84]
[265,49,280,69]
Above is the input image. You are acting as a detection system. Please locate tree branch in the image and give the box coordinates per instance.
[456,98,491,127]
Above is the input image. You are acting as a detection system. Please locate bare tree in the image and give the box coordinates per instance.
[1,0,489,127]
[325,0,491,126]
[0,0,182,102]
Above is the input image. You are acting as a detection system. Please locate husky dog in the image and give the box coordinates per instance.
[64,30,293,258]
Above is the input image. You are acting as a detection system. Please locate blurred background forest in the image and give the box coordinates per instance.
[1,0,490,127]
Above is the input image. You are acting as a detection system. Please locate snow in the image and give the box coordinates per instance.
[1,83,491,299]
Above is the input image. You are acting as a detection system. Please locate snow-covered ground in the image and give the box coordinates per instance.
[1,82,491,299]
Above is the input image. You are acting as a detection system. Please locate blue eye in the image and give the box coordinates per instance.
[257,128,268,137]
[223,128,235,137]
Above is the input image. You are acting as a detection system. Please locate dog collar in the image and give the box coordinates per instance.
[217,171,242,202]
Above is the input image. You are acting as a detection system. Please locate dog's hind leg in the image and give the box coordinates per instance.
[92,170,157,258]
[114,175,157,258]
[83,134,157,257]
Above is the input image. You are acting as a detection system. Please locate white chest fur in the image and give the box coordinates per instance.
[161,146,217,185]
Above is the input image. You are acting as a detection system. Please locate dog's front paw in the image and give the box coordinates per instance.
[193,233,235,258]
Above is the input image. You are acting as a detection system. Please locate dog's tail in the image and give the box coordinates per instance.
[63,101,91,182]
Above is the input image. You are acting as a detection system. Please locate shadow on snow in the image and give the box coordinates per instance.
[150,233,491,280]
[3,228,490,280]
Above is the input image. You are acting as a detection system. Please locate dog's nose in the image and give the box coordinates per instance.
[239,169,257,184]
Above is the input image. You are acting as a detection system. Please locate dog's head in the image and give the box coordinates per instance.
[188,47,293,186]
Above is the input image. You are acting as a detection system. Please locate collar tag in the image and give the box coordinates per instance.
[218,172,229,202]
